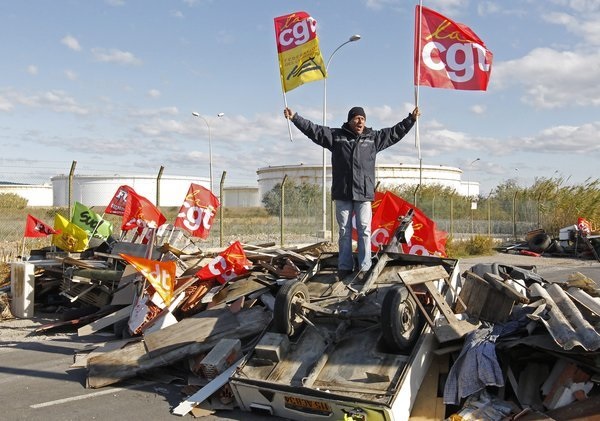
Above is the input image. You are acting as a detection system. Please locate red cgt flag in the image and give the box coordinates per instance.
[174,183,220,239]
[414,5,493,91]
[121,189,166,231]
[24,214,61,237]
[370,191,447,257]
[196,241,252,284]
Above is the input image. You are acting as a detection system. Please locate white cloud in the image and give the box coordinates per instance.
[129,106,179,118]
[91,48,142,65]
[509,122,600,154]
[170,10,184,18]
[9,90,89,115]
[64,70,78,81]
[61,35,82,51]
[543,10,600,45]
[0,96,13,112]
[26,65,38,75]
[470,104,486,114]
[148,89,161,98]
[493,47,600,108]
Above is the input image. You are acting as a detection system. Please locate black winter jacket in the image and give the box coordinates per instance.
[291,113,416,201]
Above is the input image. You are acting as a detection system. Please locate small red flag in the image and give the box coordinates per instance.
[196,241,252,284]
[174,183,220,239]
[121,189,166,231]
[24,214,60,238]
[105,185,135,216]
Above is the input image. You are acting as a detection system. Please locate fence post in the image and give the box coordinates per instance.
[280,175,288,247]
[487,196,492,237]
[450,196,454,238]
[156,166,164,206]
[219,171,227,247]
[512,191,518,242]
[68,160,77,217]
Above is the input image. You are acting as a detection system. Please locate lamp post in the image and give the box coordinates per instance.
[467,158,480,235]
[321,34,361,239]
[192,112,224,193]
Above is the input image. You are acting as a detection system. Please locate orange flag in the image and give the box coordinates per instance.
[120,254,176,306]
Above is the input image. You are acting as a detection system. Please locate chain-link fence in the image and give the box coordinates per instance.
[0,193,544,263]
[3,163,595,262]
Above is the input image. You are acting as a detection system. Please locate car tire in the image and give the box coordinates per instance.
[381,285,423,353]
[274,280,310,337]
[528,233,552,252]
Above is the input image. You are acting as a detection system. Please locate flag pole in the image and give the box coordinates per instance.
[413,1,424,206]
[414,0,423,161]
[280,74,294,142]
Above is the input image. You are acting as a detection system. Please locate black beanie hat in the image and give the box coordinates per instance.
[347,106,366,122]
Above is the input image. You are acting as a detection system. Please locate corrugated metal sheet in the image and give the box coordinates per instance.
[529,283,600,351]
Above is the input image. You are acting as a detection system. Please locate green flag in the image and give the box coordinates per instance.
[71,201,113,240]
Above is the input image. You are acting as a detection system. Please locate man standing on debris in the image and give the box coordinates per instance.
[283,105,420,278]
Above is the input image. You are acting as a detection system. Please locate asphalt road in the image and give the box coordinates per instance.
[0,252,598,421]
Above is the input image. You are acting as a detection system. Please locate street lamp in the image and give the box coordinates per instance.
[321,34,361,239]
[192,112,224,193]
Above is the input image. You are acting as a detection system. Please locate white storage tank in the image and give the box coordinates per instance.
[256,163,471,200]
[0,183,53,206]
[51,174,210,207]
[223,186,260,207]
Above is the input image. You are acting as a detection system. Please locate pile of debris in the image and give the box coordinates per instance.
[497,225,600,262]
[6,224,600,420]
[444,262,600,420]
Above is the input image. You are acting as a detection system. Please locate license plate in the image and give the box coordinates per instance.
[284,395,332,416]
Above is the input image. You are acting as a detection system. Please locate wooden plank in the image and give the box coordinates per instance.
[457,272,489,317]
[397,266,449,286]
[144,307,237,355]
[483,272,529,303]
[409,354,448,420]
[87,306,270,388]
[72,338,139,368]
[77,305,132,336]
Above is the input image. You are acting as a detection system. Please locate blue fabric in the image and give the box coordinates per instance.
[335,200,372,272]
[443,324,505,405]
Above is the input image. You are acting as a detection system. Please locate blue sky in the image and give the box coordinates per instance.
[1,0,599,195]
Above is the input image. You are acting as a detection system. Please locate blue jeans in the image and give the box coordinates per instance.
[335,200,372,272]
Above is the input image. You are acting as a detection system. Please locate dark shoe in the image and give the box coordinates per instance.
[335,269,353,281]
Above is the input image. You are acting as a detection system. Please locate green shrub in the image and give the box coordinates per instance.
[446,235,496,258]
[0,193,28,209]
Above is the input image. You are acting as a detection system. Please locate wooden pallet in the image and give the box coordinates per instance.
[397,265,479,343]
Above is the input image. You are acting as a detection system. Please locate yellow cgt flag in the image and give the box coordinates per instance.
[52,214,89,252]
[274,11,327,92]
